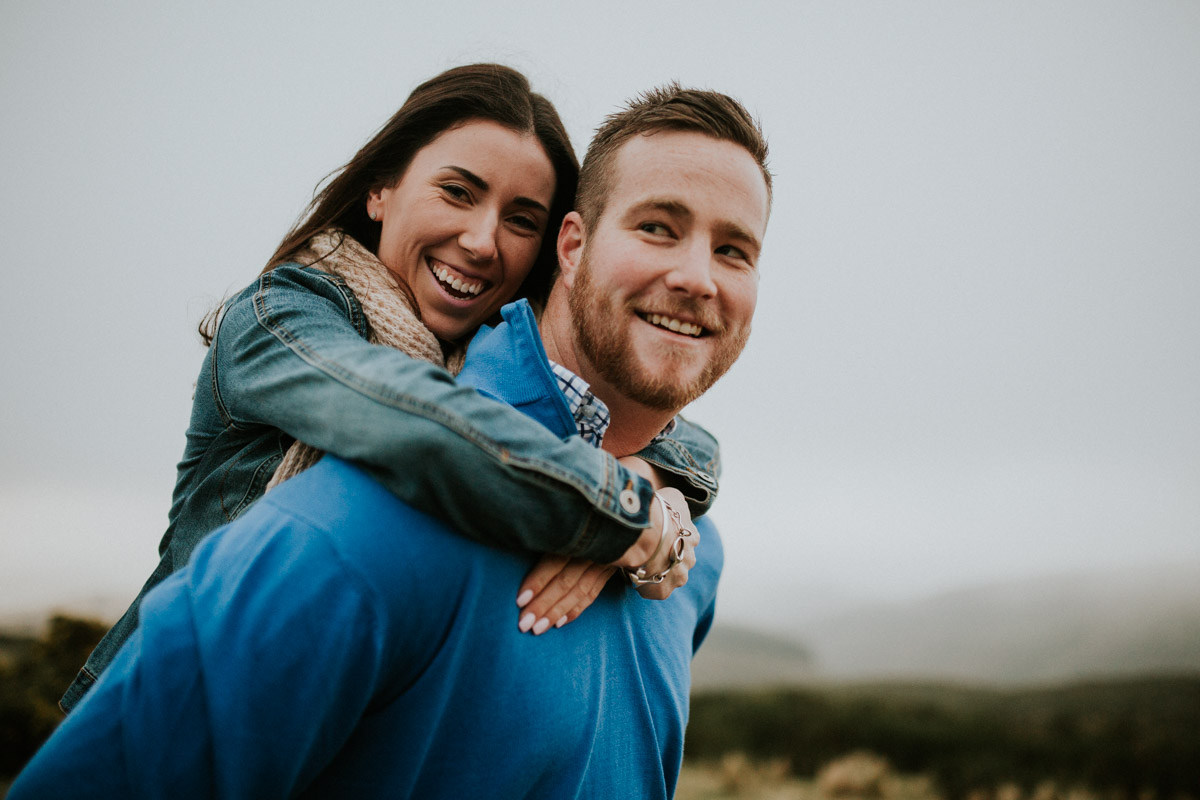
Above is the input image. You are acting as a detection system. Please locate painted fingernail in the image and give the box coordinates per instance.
[519,612,536,633]
[555,615,568,629]
[516,589,533,608]
[532,617,551,635]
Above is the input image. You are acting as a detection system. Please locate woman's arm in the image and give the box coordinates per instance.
[636,416,722,518]
[213,265,719,561]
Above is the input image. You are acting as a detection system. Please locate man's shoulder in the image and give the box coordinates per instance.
[256,455,405,532]
[459,300,576,437]
[246,456,513,594]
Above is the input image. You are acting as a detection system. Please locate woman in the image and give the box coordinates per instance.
[62,64,718,712]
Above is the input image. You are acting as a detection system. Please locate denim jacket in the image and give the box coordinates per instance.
[61,265,720,711]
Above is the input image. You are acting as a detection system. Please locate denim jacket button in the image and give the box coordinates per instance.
[695,472,714,486]
[618,489,641,515]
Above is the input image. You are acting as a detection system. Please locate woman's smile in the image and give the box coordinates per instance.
[426,256,489,299]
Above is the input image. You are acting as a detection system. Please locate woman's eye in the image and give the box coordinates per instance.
[442,184,470,201]
[509,214,539,232]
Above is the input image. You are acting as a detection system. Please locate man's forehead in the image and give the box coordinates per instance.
[607,130,769,236]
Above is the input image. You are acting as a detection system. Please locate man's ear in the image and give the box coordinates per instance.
[556,211,586,291]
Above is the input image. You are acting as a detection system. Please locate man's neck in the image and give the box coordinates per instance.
[539,290,678,457]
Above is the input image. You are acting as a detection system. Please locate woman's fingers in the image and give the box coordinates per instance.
[517,555,595,634]
[516,486,704,630]
[543,563,616,630]
[517,554,569,607]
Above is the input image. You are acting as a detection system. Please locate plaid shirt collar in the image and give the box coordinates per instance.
[549,361,676,448]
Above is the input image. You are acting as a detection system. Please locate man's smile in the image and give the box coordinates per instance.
[637,311,706,338]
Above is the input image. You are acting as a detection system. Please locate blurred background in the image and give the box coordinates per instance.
[2,1,1198,796]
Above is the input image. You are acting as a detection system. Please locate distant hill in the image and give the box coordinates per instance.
[691,624,816,688]
[699,560,1200,686]
[798,559,1200,683]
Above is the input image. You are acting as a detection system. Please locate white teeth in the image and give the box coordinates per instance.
[431,264,483,296]
[646,313,702,337]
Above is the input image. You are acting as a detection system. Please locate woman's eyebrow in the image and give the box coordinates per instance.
[445,165,489,191]
[444,165,549,214]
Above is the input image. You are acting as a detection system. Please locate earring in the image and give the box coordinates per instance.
[369,210,378,221]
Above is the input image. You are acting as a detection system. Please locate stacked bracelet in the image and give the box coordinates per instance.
[625,495,692,587]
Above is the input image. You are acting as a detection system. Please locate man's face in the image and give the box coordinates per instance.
[564,130,768,411]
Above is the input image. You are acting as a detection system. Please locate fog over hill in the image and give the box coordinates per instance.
[4,559,1198,688]
[697,559,1200,687]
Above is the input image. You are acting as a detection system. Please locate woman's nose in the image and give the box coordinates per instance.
[459,212,499,262]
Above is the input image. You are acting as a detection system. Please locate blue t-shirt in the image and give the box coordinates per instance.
[12,301,723,799]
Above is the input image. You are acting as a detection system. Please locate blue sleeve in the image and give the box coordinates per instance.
[11,511,389,800]
[688,517,724,655]
[213,265,656,562]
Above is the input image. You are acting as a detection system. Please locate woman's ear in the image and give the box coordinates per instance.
[366,190,384,222]
[556,211,586,291]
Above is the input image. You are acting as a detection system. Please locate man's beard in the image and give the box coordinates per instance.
[568,249,750,412]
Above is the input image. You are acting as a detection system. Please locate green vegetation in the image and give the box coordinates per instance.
[4,614,1198,800]
[0,615,107,777]
[686,679,1200,799]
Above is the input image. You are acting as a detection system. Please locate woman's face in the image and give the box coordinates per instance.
[367,119,557,342]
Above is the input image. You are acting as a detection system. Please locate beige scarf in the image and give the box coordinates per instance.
[266,230,463,491]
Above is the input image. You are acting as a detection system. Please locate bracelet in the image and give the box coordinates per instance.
[624,495,691,587]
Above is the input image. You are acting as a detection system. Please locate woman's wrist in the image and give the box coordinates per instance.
[611,495,663,570]
[623,494,688,587]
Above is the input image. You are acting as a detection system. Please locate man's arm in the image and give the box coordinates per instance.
[12,503,388,799]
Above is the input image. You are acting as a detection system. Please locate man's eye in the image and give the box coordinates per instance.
[640,222,670,236]
[716,244,750,262]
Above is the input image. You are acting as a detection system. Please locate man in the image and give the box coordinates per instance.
[11,84,771,799]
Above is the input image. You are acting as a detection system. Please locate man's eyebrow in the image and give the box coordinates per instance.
[444,166,549,214]
[627,197,762,255]
[715,220,762,257]
[626,197,693,220]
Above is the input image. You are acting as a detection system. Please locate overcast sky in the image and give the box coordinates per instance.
[2,1,1198,631]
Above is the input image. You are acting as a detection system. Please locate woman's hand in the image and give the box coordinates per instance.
[516,555,615,635]
[514,484,700,633]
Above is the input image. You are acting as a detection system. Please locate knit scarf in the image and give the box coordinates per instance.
[266,230,464,491]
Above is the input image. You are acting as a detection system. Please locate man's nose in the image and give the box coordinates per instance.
[664,242,717,299]
[459,211,499,262]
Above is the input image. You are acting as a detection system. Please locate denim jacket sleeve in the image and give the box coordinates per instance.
[212,265,719,562]
[638,416,721,514]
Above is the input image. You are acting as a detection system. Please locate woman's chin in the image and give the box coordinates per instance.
[422,307,487,344]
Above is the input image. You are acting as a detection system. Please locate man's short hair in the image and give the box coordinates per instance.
[575,84,772,229]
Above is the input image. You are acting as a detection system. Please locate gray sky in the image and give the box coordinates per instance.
[2,1,1198,630]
